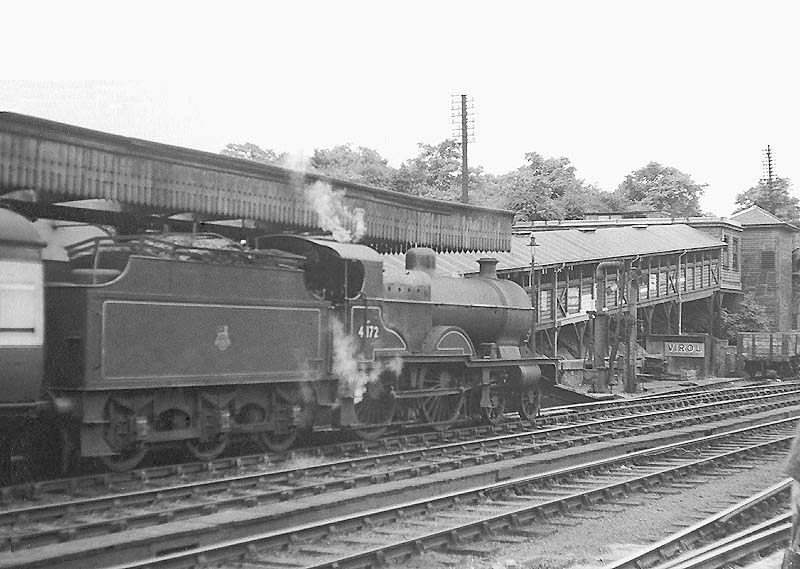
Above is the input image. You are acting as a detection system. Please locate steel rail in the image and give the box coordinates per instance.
[1,388,799,557]
[603,478,792,569]
[656,514,791,569]
[51,417,798,569]
[2,387,798,541]
[1,381,790,504]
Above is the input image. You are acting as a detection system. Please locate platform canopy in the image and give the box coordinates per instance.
[0,113,512,252]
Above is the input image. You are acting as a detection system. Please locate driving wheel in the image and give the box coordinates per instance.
[518,384,541,421]
[419,366,465,430]
[185,433,228,462]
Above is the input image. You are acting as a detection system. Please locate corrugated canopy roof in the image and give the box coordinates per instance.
[382,224,724,276]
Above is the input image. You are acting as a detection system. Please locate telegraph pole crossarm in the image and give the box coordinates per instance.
[451,94,474,204]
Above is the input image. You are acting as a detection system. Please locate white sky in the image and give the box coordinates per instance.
[1,1,798,217]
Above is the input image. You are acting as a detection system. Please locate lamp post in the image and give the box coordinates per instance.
[529,233,538,353]
[624,262,640,394]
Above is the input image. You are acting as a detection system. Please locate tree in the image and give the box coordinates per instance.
[560,184,625,219]
[734,177,799,223]
[615,162,706,217]
[220,143,286,165]
[720,292,771,342]
[218,139,630,219]
[394,140,463,200]
[496,153,592,221]
[310,145,397,188]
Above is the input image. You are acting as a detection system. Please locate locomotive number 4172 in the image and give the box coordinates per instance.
[357,323,380,339]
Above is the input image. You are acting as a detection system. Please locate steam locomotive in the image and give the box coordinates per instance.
[0,207,556,477]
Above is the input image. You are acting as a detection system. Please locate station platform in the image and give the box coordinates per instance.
[542,376,772,409]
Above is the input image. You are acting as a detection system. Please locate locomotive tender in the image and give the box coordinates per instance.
[0,207,555,475]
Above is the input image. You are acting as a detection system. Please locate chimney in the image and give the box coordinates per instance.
[477,258,498,279]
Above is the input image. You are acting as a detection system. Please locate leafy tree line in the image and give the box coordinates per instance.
[223,139,798,225]
[221,140,708,220]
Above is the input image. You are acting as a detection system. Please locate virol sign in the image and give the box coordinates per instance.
[665,342,705,358]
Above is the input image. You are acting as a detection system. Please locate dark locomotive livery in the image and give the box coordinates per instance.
[0,207,556,476]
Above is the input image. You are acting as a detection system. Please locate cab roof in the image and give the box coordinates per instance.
[257,234,383,263]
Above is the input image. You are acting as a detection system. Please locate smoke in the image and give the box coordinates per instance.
[281,151,366,243]
[305,181,366,243]
[330,318,403,401]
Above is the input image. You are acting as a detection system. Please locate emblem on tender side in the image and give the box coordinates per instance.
[215,325,231,351]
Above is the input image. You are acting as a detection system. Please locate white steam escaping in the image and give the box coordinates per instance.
[330,318,402,401]
[306,181,366,243]
[282,151,366,243]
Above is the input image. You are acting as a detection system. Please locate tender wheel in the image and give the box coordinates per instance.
[480,383,508,424]
[185,434,228,462]
[100,444,147,473]
[101,399,147,472]
[419,366,465,430]
[354,375,396,440]
[519,384,541,421]
[256,392,299,453]
[258,429,298,453]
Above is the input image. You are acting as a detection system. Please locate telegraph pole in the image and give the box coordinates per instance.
[763,145,775,190]
[451,94,474,204]
[461,95,468,203]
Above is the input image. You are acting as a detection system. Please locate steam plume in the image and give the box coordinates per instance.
[330,318,402,401]
[282,152,366,243]
[306,181,366,243]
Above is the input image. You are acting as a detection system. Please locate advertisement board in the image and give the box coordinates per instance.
[665,341,705,358]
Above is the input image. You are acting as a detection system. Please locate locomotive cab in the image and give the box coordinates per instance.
[255,235,384,302]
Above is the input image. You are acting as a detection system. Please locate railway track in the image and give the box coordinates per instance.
[1,380,792,504]
[604,478,791,568]
[650,517,790,569]
[0,388,798,569]
[1,384,798,540]
[90,416,798,569]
